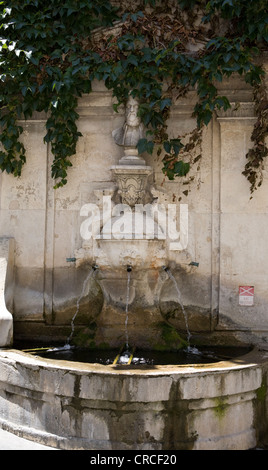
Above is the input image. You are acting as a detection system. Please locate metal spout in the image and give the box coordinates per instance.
[127,265,132,272]
[92,264,99,271]
[162,265,169,272]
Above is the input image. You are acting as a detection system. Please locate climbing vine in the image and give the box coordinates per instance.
[243,77,268,194]
[0,0,267,190]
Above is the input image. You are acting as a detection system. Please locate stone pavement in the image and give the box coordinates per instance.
[0,428,57,450]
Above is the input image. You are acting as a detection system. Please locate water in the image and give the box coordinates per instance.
[66,267,96,346]
[125,270,131,350]
[118,350,131,365]
[33,345,251,366]
[165,268,191,344]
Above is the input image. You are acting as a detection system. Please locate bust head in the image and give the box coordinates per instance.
[126,95,140,127]
[112,93,144,149]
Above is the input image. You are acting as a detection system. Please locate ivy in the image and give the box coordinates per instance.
[242,77,268,195]
[0,0,267,191]
[0,0,119,187]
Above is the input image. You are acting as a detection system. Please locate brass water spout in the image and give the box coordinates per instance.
[189,261,199,267]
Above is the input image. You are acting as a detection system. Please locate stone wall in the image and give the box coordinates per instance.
[0,75,267,348]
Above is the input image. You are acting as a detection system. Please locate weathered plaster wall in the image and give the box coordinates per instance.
[0,75,267,347]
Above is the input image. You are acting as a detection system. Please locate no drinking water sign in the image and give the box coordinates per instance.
[239,286,254,306]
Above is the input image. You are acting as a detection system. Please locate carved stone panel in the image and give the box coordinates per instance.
[111,166,152,206]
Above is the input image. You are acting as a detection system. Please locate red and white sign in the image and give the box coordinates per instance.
[239,286,254,306]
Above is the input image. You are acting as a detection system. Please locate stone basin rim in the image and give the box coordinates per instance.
[0,346,266,377]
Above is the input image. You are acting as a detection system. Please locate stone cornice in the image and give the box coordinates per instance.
[216,102,256,121]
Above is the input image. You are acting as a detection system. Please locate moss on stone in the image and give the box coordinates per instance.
[152,322,188,351]
[256,378,267,403]
[72,322,98,347]
[214,397,228,419]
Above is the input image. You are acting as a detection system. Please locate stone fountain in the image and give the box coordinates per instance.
[1,84,268,450]
[74,94,182,350]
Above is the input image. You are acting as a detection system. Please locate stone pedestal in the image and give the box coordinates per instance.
[111,165,152,207]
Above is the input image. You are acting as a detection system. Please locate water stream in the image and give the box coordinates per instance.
[66,267,96,346]
[165,268,191,344]
[61,265,190,360]
[125,269,131,350]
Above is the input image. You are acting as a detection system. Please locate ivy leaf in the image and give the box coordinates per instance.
[126,55,138,67]
[174,160,190,177]
[130,11,144,22]
[159,98,172,111]
[171,139,183,156]
[137,138,154,154]
[163,141,171,153]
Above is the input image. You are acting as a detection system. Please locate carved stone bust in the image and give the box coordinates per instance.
[112,95,145,149]
[111,93,152,206]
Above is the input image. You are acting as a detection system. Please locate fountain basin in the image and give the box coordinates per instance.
[0,347,268,450]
